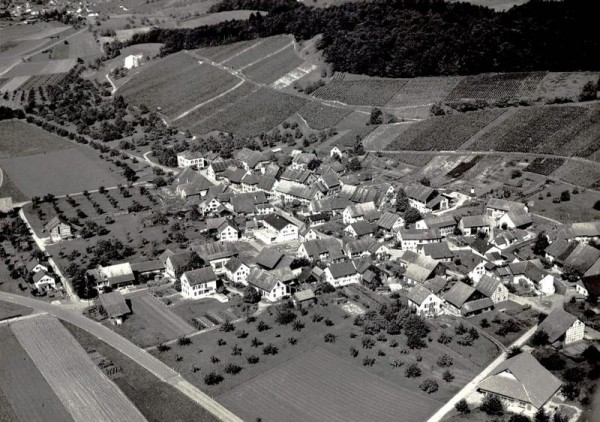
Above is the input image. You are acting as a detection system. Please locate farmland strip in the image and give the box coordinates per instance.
[219,39,265,64]
[174,78,245,121]
[238,41,294,71]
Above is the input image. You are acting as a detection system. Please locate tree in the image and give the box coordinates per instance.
[442,370,454,382]
[509,415,531,422]
[403,207,422,226]
[275,308,297,325]
[562,264,581,282]
[455,399,470,414]
[533,232,550,255]
[530,330,549,346]
[579,81,597,102]
[243,286,261,303]
[204,371,223,385]
[419,177,430,187]
[561,383,580,401]
[346,157,362,172]
[534,408,550,422]
[404,363,421,378]
[552,412,569,422]
[419,378,438,394]
[307,159,322,170]
[480,395,503,415]
[369,107,383,125]
[560,190,571,202]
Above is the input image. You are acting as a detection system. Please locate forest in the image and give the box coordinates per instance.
[128,0,600,78]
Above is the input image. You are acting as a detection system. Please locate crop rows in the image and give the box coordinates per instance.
[223,35,292,70]
[446,72,547,102]
[542,106,600,157]
[119,52,240,119]
[297,102,353,130]
[551,160,600,190]
[523,158,566,176]
[468,105,589,153]
[18,73,67,91]
[388,109,504,151]
[242,45,304,85]
[194,39,262,63]
[385,76,463,108]
[313,75,408,106]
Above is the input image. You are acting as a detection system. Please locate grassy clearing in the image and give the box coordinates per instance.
[297,102,353,130]
[172,10,259,28]
[194,39,262,63]
[535,71,600,101]
[224,35,292,70]
[467,301,539,347]
[0,120,73,158]
[551,160,600,190]
[526,180,600,223]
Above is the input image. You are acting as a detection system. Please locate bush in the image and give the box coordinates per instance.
[437,333,452,344]
[561,383,580,401]
[507,346,523,358]
[455,399,470,414]
[362,356,375,366]
[312,313,323,323]
[236,330,248,339]
[247,355,259,364]
[246,316,256,324]
[404,363,421,378]
[480,318,490,328]
[377,349,386,356]
[419,378,439,394]
[157,343,171,352]
[257,321,271,332]
[217,338,226,346]
[390,359,404,368]
[204,371,223,385]
[563,367,585,383]
[534,408,549,422]
[480,395,503,415]
[288,337,298,345]
[263,344,279,355]
[251,337,263,348]
[224,363,242,375]
[509,415,531,422]
[530,330,549,346]
[560,190,571,202]
[324,333,336,343]
[455,322,468,335]
[437,354,453,367]
[178,336,192,346]
[442,370,454,383]
[540,353,565,370]
[231,345,243,356]
[362,336,375,349]
[292,320,305,331]
[275,308,297,325]
[220,320,235,332]
[350,346,359,358]
[243,286,261,303]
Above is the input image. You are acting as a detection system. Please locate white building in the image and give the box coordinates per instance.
[32,271,56,290]
[247,268,289,302]
[218,221,239,242]
[406,284,443,317]
[537,307,585,347]
[124,53,143,69]
[181,267,218,299]
[323,262,360,287]
[259,214,298,243]
[224,257,250,285]
[177,152,206,169]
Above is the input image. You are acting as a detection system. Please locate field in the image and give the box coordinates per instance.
[551,160,600,190]
[66,31,103,61]
[0,325,74,422]
[11,316,146,421]
[362,122,416,151]
[0,75,29,92]
[0,120,73,158]
[119,51,240,119]
[387,109,505,151]
[2,58,76,78]
[242,44,304,84]
[223,35,292,70]
[194,39,262,64]
[186,87,308,136]
[467,301,539,347]
[535,71,600,101]
[526,179,600,222]
[219,347,442,422]
[385,76,463,108]
[17,73,67,90]
[0,300,32,320]
[109,292,195,348]
[313,74,408,106]
[445,72,547,103]
[172,10,259,28]
[0,147,123,197]
[297,101,353,130]
[523,157,566,176]
[63,321,220,422]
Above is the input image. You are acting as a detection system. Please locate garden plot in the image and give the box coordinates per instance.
[242,44,304,85]
[271,62,317,89]
[11,316,146,422]
[385,76,463,108]
[0,325,74,422]
[222,35,292,69]
[0,120,73,158]
[524,158,566,176]
[297,101,352,130]
[119,51,240,120]
[313,75,408,106]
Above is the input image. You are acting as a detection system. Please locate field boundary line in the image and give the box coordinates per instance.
[173,78,245,121]
[237,41,294,71]
[219,39,265,65]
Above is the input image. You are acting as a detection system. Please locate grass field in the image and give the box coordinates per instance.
[219,347,442,422]
[17,72,67,90]
[171,296,252,328]
[551,160,600,190]
[535,71,600,101]
[63,321,220,422]
[173,10,259,28]
[0,166,28,202]
[223,35,292,70]
[527,180,600,222]
[297,102,353,130]
[0,325,74,422]
[0,300,32,320]
[2,58,76,77]
[385,76,463,108]
[242,44,304,84]
[362,122,415,151]
[11,316,146,421]
[313,74,408,106]
[194,39,262,63]
[0,120,73,158]
[445,72,547,103]
[119,51,240,119]
[0,147,123,197]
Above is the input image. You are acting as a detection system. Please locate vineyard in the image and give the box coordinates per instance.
[551,161,600,190]
[223,35,292,70]
[523,158,566,176]
[194,39,262,63]
[242,44,304,85]
[385,76,463,108]
[11,316,146,422]
[387,109,505,151]
[468,105,589,154]
[297,102,353,130]
[541,106,600,157]
[119,51,240,119]
[445,72,547,103]
[313,74,408,106]
[362,123,414,151]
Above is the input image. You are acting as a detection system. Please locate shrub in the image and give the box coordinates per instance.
[563,367,585,383]
[468,327,479,340]
[211,356,220,364]
[157,343,171,352]
[534,408,550,422]
[312,313,323,323]
[257,321,271,332]
[292,320,305,331]
[247,355,259,364]
[540,353,565,370]
[507,346,523,358]
[419,378,439,394]
[275,308,297,325]
[220,321,235,332]
[480,395,503,415]
[561,383,580,401]
[324,333,336,343]
[224,363,242,375]
[437,333,452,344]
[231,345,243,356]
[178,336,192,346]
[251,337,263,348]
[204,372,223,385]
[376,333,387,342]
[350,347,359,358]
[480,318,490,328]
[530,330,549,346]
[236,330,248,339]
[455,399,470,414]
[560,190,571,202]
[404,363,421,378]
[217,338,226,346]
[389,340,399,348]
[263,344,279,355]
[324,318,334,326]
[442,370,455,383]
[509,415,531,422]
[377,349,386,356]
[436,354,453,367]
[246,316,256,324]
[390,359,404,368]
[362,356,375,366]
[243,286,261,303]
[455,323,468,335]
[362,336,375,349]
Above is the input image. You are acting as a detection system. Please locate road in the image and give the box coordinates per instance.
[0,292,242,422]
[426,324,538,422]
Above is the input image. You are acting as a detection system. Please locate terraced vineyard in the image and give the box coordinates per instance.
[223,35,292,70]
[468,105,590,154]
[242,44,304,84]
[445,72,547,102]
[313,74,408,106]
[524,157,566,176]
[119,51,240,119]
[387,109,505,151]
[297,102,353,130]
[194,39,263,64]
[385,76,463,108]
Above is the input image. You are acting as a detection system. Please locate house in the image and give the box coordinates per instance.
[255,247,287,270]
[545,237,576,265]
[291,152,316,170]
[497,210,533,229]
[292,289,317,308]
[368,242,390,261]
[397,228,442,252]
[341,185,385,206]
[407,284,444,317]
[224,257,251,285]
[563,243,600,276]
[477,352,561,413]
[280,168,316,186]
[486,198,528,221]
[342,202,379,225]
[207,160,231,180]
[26,259,49,274]
[163,251,198,279]
[492,229,534,250]
[94,263,136,291]
[537,307,585,347]
[509,261,555,295]
[344,221,376,239]
[193,242,237,275]
[415,215,457,237]
[405,185,449,213]
[445,251,487,283]
[274,181,322,204]
[330,146,343,159]
[177,151,205,169]
[319,172,341,195]
[309,196,352,215]
[181,267,218,299]
[217,221,239,242]
[0,197,14,214]
[124,53,142,69]
[397,250,444,285]
[418,242,453,262]
[344,238,376,259]
[32,271,56,290]
[45,216,73,242]
[175,170,214,199]
[570,221,600,243]
[299,224,320,242]
[258,214,299,243]
[306,212,327,227]
[475,275,509,304]
[458,215,491,236]
[377,211,405,233]
[130,260,165,280]
[443,281,494,316]
[324,262,361,287]
[99,291,130,325]
[247,268,289,302]
[298,238,345,263]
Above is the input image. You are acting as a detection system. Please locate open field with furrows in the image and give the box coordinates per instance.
[467,105,591,154]
[11,316,146,422]
[194,39,262,63]
[242,44,304,85]
[0,300,32,320]
[297,102,353,130]
[445,71,547,103]
[189,87,308,136]
[219,347,442,422]
[387,109,505,151]
[63,321,220,422]
[362,122,416,151]
[385,76,464,108]
[0,120,73,158]
[151,294,498,405]
[223,35,293,70]
[313,73,408,106]
[119,51,240,119]
[170,10,259,28]
[0,147,123,197]
[0,325,75,422]
[551,160,600,190]
[108,293,195,348]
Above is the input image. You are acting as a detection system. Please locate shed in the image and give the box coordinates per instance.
[293,289,317,308]
[99,291,130,324]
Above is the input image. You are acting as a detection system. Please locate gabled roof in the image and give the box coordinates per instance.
[397,250,440,272]
[443,281,476,308]
[256,175,277,191]
[294,289,315,302]
[571,221,600,238]
[192,242,236,261]
[347,221,376,236]
[327,261,357,279]
[183,266,217,286]
[344,202,379,219]
[263,214,296,231]
[462,298,494,313]
[407,284,435,305]
[460,215,490,228]
[310,197,352,213]
[423,276,448,295]
[223,168,247,184]
[225,256,247,273]
[32,270,53,283]
[377,212,402,230]
[45,216,69,231]
[478,352,562,409]
[475,275,502,298]
[486,198,527,213]
[404,263,434,284]
[281,168,312,184]
[255,247,285,269]
[275,181,319,200]
[399,228,442,241]
[26,259,48,272]
[509,260,549,282]
[247,267,281,292]
[99,292,130,318]
[564,243,600,274]
[545,237,572,258]
[320,172,340,189]
[302,239,344,260]
[420,242,453,260]
[423,214,457,229]
[406,185,436,203]
[505,210,533,227]
[344,238,376,254]
[538,307,580,344]
[98,263,135,285]
[130,260,165,273]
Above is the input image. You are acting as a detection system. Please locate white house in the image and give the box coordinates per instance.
[475,275,509,304]
[459,215,491,236]
[217,221,239,242]
[124,53,143,69]
[45,216,73,243]
[342,202,379,225]
[177,152,206,169]
[537,307,585,347]
[323,262,361,287]
[181,267,218,299]
[32,271,56,290]
[406,284,443,317]
[224,257,251,285]
[26,259,49,274]
[258,214,298,243]
[397,229,442,252]
[509,261,555,295]
[247,268,289,302]
[405,185,449,214]
[486,198,528,221]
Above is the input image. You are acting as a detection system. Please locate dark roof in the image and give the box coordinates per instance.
[505,210,533,227]
[302,239,344,260]
[130,260,165,273]
[247,267,281,292]
[255,247,284,269]
[423,215,457,229]
[406,185,436,203]
[256,175,277,191]
[281,168,312,184]
[347,221,376,236]
[443,282,476,308]
[99,292,130,318]
[377,212,402,230]
[407,284,434,305]
[571,221,600,238]
[460,215,489,228]
[26,259,48,272]
[399,228,442,241]
[462,298,494,314]
[192,242,236,261]
[327,262,357,279]
[509,261,549,282]
[225,257,247,273]
[538,308,580,344]
[32,270,52,283]
[168,252,197,269]
[420,242,453,260]
[564,243,600,274]
[475,275,502,298]
[294,289,316,302]
[183,266,217,286]
[310,197,352,213]
[263,214,295,231]
[423,276,448,295]
[486,198,527,213]
[344,202,378,219]
[45,216,69,231]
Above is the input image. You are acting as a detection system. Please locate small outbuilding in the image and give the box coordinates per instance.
[293,289,317,308]
[99,291,131,325]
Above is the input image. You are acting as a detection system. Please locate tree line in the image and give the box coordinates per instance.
[127,0,600,78]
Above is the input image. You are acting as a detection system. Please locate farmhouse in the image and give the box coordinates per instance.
[258,214,299,243]
[497,210,533,229]
[344,221,376,239]
[397,228,442,252]
[418,242,453,262]
[32,271,56,290]
[255,247,288,270]
[486,198,528,221]
[45,216,73,242]
[274,181,322,204]
[562,243,600,276]
[247,268,289,302]
[443,281,494,316]
[537,307,585,347]
[474,275,509,304]
[26,259,49,274]
[181,267,218,299]
[162,250,198,278]
[298,238,345,263]
[217,221,239,242]
[445,251,487,283]
[509,261,555,295]
[290,152,316,170]
[406,284,443,317]
[415,215,457,236]
[175,170,214,199]
[224,257,251,285]
[324,262,361,287]
[458,215,491,236]
[177,151,206,169]
[377,211,405,233]
[570,221,600,243]
[292,289,317,308]
[342,202,379,225]
[99,291,130,325]
[477,352,561,413]
[93,263,136,291]
[193,242,237,275]
[405,185,449,213]
[309,196,352,215]
[280,168,316,186]
[344,238,375,259]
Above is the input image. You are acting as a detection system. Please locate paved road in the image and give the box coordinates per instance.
[0,292,242,422]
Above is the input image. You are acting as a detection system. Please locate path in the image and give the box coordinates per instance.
[0,165,3,189]
[174,78,245,121]
[0,291,242,422]
[142,151,178,174]
[427,324,537,422]
[105,71,118,95]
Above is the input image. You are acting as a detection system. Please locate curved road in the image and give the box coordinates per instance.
[0,292,241,422]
